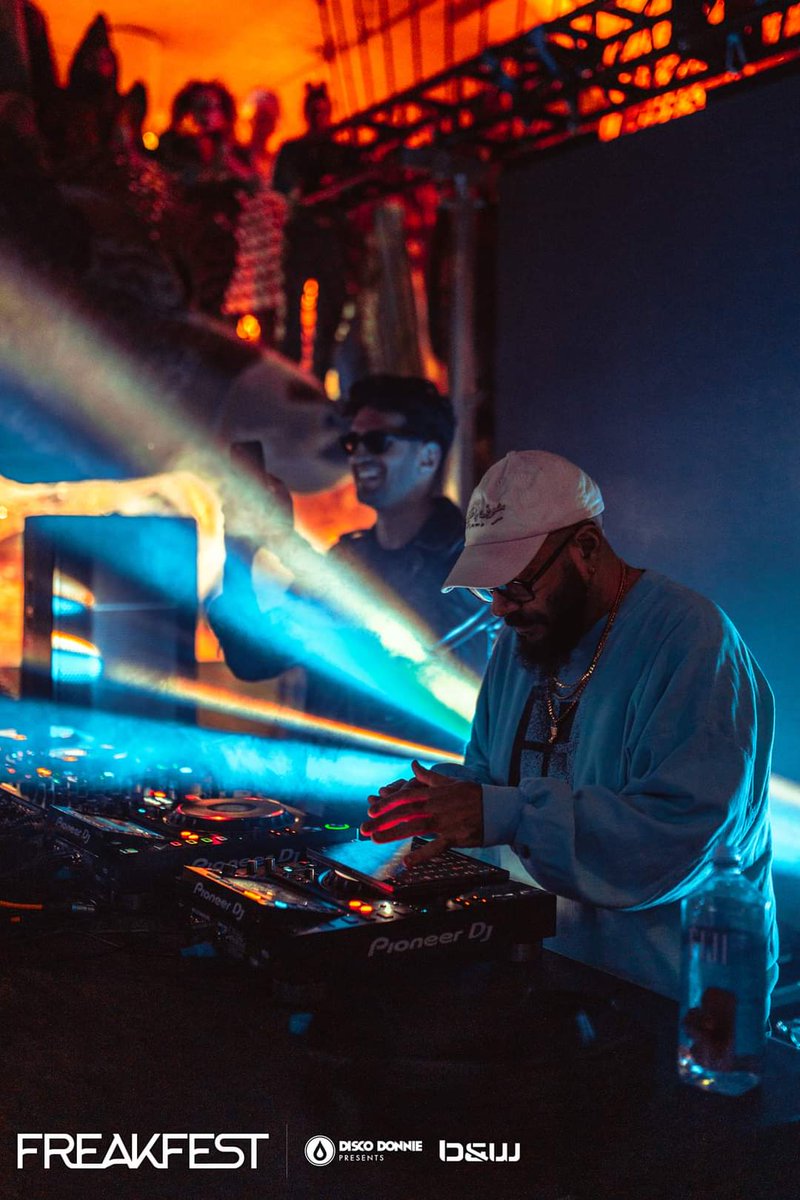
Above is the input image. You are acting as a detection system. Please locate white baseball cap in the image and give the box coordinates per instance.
[443,450,604,591]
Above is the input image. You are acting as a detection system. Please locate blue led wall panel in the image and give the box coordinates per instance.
[496,71,800,783]
[22,515,198,725]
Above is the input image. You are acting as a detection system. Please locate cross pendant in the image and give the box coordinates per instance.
[548,723,559,746]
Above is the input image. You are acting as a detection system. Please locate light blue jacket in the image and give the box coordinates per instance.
[437,571,778,998]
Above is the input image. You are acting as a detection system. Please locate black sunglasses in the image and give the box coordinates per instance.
[338,430,420,456]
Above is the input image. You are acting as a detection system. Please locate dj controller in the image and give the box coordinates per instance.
[1,730,558,979]
[181,839,557,981]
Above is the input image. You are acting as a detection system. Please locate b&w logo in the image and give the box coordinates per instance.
[439,1140,520,1162]
[304,1136,336,1166]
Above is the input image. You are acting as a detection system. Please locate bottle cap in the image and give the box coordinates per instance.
[712,842,740,869]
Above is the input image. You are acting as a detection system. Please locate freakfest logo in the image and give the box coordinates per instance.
[17,1133,270,1170]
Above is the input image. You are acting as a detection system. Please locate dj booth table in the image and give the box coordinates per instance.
[2,917,799,1200]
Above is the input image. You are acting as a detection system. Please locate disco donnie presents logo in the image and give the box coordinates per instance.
[303,1136,423,1165]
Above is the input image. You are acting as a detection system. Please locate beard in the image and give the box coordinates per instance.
[510,559,590,676]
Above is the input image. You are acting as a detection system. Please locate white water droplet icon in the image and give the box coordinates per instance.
[304,1135,336,1166]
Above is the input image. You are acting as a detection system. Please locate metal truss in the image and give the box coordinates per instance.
[314,1,800,201]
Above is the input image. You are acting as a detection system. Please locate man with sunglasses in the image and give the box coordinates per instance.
[208,374,494,749]
[362,449,777,999]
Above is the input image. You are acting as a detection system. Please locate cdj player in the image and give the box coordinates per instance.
[0,731,354,907]
[45,794,355,908]
[180,838,557,982]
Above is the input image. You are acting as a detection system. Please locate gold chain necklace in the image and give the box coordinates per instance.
[545,564,628,746]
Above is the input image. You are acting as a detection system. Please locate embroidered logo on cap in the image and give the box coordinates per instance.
[466,500,506,528]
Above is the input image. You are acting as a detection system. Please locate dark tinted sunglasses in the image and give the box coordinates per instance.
[338,430,420,456]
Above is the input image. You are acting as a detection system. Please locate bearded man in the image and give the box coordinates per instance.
[362,450,778,998]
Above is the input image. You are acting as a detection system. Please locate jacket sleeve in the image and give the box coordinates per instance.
[205,540,298,681]
[207,537,445,699]
[432,644,500,780]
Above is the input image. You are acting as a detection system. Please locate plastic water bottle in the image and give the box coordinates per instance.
[678,844,770,1095]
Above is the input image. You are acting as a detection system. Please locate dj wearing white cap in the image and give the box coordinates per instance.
[362,450,778,998]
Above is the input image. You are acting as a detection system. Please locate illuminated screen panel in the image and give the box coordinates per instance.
[22,516,197,724]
